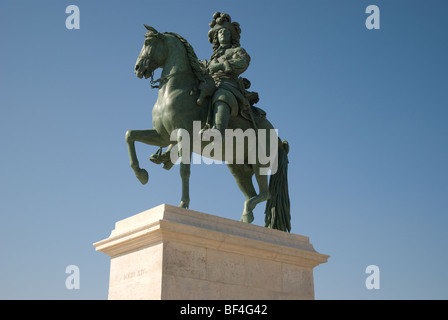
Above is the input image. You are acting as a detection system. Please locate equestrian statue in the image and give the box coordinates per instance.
[126,12,291,232]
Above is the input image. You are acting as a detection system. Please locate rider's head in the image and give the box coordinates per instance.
[217,28,231,47]
[208,12,241,50]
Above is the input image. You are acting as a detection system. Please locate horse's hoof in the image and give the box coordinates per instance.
[136,169,149,185]
[178,201,189,209]
[240,212,254,224]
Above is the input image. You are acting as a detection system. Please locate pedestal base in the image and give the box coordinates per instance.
[94,204,329,300]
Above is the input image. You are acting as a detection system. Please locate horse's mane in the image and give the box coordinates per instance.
[164,32,206,83]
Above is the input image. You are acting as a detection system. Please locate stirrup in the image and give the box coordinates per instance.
[198,123,211,136]
[150,147,174,171]
[149,147,164,164]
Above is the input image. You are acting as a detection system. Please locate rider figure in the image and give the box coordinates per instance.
[204,12,251,135]
[150,12,253,167]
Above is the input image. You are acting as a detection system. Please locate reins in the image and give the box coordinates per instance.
[149,71,192,89]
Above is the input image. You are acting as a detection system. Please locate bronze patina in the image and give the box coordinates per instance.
[126,13,291,231]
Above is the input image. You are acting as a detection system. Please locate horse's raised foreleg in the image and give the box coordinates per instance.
[125,129,167,185]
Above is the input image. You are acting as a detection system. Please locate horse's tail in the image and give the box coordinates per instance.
[264,140,291,232]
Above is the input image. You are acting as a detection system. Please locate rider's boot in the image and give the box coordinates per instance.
[150,146,174,170]
[213,102,230,135]
[200,102,230,140]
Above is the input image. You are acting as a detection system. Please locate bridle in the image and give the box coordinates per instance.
[141,33,193,89]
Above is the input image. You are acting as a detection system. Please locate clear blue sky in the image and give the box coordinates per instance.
[1,0,447,299]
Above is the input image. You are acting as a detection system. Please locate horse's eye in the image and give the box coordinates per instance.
[145,39,151,46]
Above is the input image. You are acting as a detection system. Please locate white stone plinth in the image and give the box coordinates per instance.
[93,204,329,300]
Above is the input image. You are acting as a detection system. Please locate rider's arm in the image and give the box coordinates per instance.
[208,48,251,75]
[226,48,250,75]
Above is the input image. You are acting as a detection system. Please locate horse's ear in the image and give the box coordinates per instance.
[144,24,158,34]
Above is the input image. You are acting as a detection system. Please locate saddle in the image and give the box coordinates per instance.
[240,105,267,126]
[237,77,267,127]
[197,71,267,129]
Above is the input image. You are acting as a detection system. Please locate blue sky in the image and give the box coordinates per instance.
[0,0,447,299]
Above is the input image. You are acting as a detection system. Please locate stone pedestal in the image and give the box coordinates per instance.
[93,204,329,300]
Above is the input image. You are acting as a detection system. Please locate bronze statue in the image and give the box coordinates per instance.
[126,13,291,231]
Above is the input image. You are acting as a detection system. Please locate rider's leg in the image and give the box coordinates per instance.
[213,101,230,135]
[150,143,175,170]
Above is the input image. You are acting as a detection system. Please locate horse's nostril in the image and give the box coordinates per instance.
[135,65,140,71]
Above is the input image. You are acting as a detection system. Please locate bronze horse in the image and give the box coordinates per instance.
[126,25,291,231]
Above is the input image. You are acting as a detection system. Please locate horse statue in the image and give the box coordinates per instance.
[126,21,291,232]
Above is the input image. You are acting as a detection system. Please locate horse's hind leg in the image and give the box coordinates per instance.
[125,129,167,184]
[246,165,271,214]
[227,164,257,224]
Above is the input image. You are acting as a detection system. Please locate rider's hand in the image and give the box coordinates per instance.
[208,62,224,74]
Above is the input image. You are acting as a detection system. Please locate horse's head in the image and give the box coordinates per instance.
[134,25,167,79]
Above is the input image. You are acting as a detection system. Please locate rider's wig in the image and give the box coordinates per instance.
[208,12,241,50]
